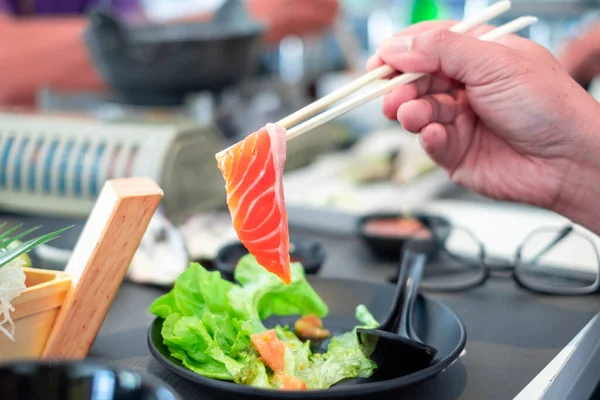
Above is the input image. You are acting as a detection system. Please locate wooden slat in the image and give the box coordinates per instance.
[41,177,163,359]
[0,268,71,359]
[11,268,71,320]
[0,308,62,360]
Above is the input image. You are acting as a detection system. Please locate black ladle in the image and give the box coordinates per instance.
[357,239,438,376]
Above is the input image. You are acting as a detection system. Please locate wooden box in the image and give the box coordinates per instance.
[0,268,71,360]
[0,178,163,360]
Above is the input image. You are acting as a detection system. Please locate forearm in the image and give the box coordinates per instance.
[0,15,105,106]
[553,97,600,234]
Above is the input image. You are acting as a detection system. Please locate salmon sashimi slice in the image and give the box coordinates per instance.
[250,330,286,374]
[250,330,307,390]
[215,123,291,284]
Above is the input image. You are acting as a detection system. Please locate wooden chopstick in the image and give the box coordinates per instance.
[286,16,538,141]
[276,0,512,130]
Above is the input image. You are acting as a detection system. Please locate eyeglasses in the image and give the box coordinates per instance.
[393,222,600,296]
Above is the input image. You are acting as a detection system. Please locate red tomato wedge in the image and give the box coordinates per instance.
[216,123,291,284]
[250,330,307,391]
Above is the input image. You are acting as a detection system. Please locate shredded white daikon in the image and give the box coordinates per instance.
[0,260,27,341]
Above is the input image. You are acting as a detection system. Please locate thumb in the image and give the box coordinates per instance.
[378,28,519,87]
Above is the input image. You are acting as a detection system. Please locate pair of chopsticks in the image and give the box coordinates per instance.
[216,0,536,156]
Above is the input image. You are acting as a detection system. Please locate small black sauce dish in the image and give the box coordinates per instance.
[0,360,180,400]
[213,237,326,281]
[357,212,451,262]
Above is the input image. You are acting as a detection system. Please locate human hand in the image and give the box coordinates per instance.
[368,22,600,231]
[559,23,600,84]
[247,0,338,44]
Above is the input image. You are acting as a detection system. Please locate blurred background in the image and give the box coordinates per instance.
[2,0,600,283]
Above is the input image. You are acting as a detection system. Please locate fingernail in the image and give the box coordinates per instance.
[381,36,413,54]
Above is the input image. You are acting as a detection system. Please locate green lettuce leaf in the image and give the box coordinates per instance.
[150,257,329,388]
[230,254,328,327]
[149,263,235,319]
[274,325,312,377]
[160,314,232,380]
[299,330,378,389]
[355,304,379,327]
[278,306,380,390]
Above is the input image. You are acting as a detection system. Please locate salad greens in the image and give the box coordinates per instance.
[149,254,379,390]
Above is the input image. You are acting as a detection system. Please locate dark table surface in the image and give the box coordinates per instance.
[91,230,600,400]
[3,213,600,400]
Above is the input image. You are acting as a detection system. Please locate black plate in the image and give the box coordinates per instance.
[357,212,451,261]
[147,277,466,399]
[0,360,180,400]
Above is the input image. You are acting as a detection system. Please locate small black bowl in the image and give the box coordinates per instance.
[0,360,180,400]
[357,212,451,261]
[214,237,326,281]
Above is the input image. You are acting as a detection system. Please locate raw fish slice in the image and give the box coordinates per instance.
[216,123,291,284]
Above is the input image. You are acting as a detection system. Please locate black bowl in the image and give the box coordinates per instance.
[214,237,326,281]
[0,360,180,400]
[357,212,451,261]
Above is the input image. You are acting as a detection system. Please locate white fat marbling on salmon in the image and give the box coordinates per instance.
[264,123,289,272]
[217,123,290,280]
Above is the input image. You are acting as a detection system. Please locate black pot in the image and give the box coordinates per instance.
[83,0,266,106]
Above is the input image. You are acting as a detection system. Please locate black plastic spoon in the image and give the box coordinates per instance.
[357,239,438,376]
